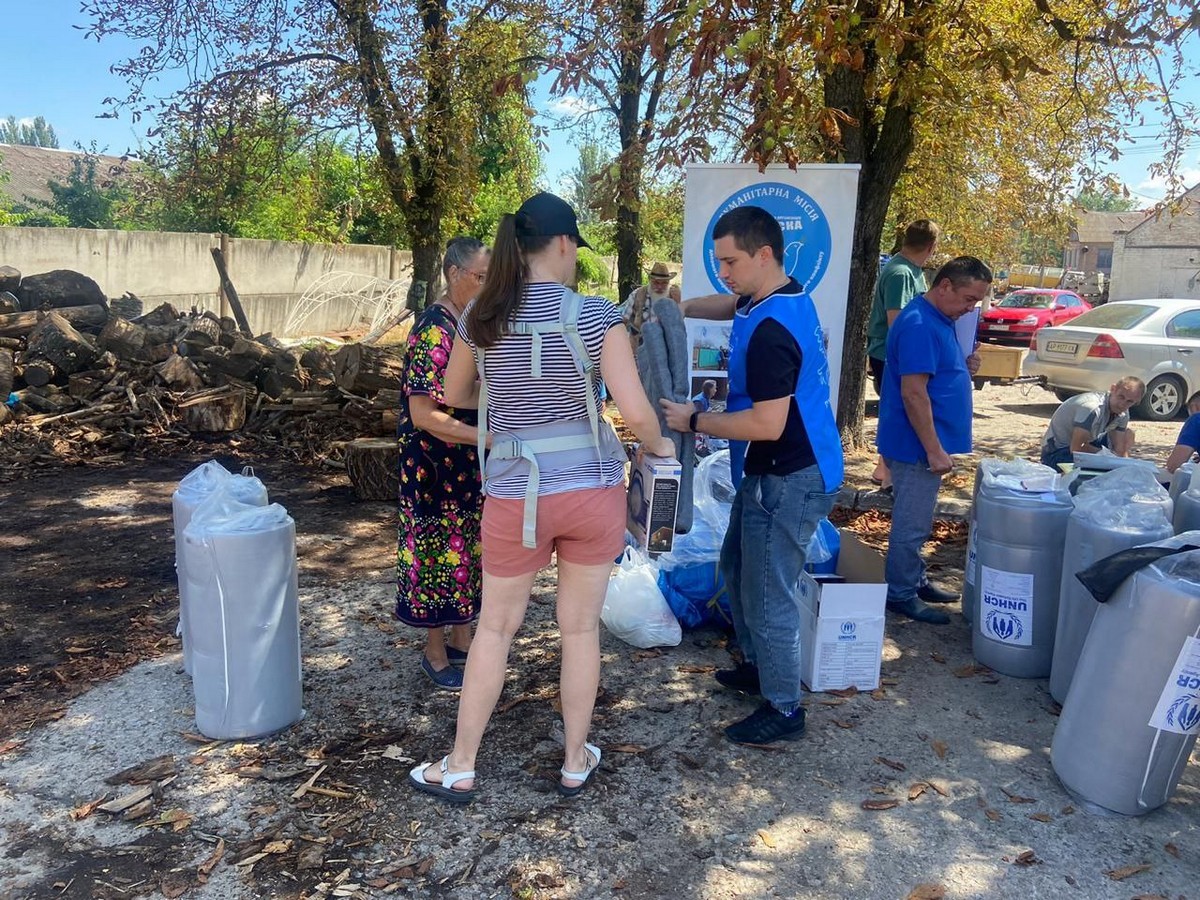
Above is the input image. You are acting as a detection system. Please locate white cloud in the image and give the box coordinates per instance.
[1134,164,1200,201]
[545,95,593,118]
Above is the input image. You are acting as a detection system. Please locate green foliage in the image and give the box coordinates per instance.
[1075,189,1140,212]
[640,179,684,263]
[575,247,610,289]
[1,116,59,148]
[566,143,609,225]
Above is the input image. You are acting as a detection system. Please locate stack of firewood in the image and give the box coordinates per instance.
[0,267,411,470]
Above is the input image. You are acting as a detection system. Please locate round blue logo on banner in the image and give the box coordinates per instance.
[703,182,832,294]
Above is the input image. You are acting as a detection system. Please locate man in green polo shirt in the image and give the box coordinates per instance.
[866,219,940,489]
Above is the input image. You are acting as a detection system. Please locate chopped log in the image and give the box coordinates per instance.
[345,437,400,501]
[0,337,21,351]
[143,343,174,364]
[14,387,73,414]
[199,345,261,380]
[0,304,108,339]
[27,311,101,376]
[0,292,19,315]
[68,373,106,401]
[332,343,405,395]
[179,386,248,432]
[0,266,19,295]
[98,316,148,359]
[373,388,402,410]
[0,404,12,426]
[155,354,205,391]
[259,366,310,399]
[300,346,333,375]
[22,358,58,388]
[0,348,11,398]
[143,322,183,346]
[210,248,254,337]
[178,316,222,353]
[230,336,277,368]
[379,409,398,436]
[133,302,180,327]
[109,292,144,320]
[15,269,106,311]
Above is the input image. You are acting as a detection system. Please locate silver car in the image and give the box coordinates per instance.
[1023,298,1200,420]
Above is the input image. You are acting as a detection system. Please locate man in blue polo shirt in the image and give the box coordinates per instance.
[878,256,992,624]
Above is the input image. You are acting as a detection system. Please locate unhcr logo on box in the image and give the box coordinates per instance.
[838,620,857,641]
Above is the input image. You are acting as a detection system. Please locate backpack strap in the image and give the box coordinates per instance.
[557,286,602,452]
[473,343,489,488]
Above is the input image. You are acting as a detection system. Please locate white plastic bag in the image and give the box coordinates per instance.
[602,548,682,648]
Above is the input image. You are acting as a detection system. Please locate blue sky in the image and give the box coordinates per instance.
[4,0,1197,204]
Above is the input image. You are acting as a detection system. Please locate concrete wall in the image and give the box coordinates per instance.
[0,226,410,336]
[1109,196,1200,301]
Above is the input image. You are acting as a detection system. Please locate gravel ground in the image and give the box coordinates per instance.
[1,382,1197,900]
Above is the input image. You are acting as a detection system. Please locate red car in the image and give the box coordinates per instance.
[976,289,1091,347]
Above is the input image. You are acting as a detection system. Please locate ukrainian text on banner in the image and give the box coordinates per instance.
[681,164,860,409]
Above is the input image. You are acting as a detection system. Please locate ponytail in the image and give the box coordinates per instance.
[466,213,555,348]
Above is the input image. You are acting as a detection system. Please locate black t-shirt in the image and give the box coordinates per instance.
[739,287,817,476]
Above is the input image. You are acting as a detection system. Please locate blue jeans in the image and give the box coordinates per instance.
[883,458,943,604]
[1040,434,1109,469]
[719,466,836,714]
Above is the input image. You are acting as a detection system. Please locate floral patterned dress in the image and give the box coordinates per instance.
[395,304,482,628]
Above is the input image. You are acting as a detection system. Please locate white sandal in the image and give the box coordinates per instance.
[559,743,601,797]
[409,756,477,804]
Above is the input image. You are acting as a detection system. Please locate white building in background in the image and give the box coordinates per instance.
[1109,185,1200,302]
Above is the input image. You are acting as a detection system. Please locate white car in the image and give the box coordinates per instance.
[1023,298,1200,420]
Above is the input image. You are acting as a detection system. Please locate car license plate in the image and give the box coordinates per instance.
[1047,341,1077,353]
[990,324,1009,331]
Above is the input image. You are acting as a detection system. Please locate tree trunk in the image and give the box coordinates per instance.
[345,437,401,501]
[614,0,647,304]
[332,343,406,395]
[178,387,248,432]
[0,305,108,339]
[823,39,917,449]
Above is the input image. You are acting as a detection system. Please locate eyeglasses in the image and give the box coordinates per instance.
[456,268,487,284]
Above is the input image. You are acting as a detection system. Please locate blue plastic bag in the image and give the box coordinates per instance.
[804,518,840,575]
[657,562,731,629]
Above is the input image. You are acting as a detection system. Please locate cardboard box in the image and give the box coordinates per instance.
[798,572,887,692]
[836,528,887,583]
[627,453,681,556]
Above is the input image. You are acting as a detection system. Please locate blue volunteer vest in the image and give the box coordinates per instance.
[726,290,844,492]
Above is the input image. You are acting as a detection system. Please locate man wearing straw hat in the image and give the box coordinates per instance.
[621,261,682,346]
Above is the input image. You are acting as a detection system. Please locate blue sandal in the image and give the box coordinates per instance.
[421,656,463,691]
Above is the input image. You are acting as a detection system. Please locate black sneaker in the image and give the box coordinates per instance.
[918,582,960,604]
[714,663,761,695]
[887,598,951,625]
[725,702,807,745]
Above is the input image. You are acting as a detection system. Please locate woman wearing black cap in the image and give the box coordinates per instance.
[408,192,673,803]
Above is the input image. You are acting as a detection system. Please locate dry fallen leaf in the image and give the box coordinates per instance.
[875,756,907,771]
[832,719,855,729]
[757,829,777,848]
[870,688,888,700]
[1104,863,1151,881]
[985,808,1002,822]
[908,783,929,801]
[861,799,901,810]
[953,664,977,678]
[608,744,648,754]
[1130,894,1169,900]
[1028,812,1053,823]
[197,838,224,883]
[1012,850,1041,867]
[931,740,948,760]
[69,798,105,821]
[1001,787,1036,804]
[826,687,859,698]
[160,880,188,899]
[929,652,946,664]
[676,664,715,674]
[906,885,946,900]
[1060,805,1075,815]
[928,781,949,797]
[1164,842,1179,859]
[0,740,22,756]
[819,698,846,707]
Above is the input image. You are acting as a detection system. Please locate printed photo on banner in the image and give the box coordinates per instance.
[686,319,732,377]
[690,375,728,411]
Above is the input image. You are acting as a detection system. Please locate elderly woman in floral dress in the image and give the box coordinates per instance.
[395,237,490,690]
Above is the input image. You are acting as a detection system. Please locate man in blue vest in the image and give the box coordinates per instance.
[661,206,843,745]
[878,256,991,625]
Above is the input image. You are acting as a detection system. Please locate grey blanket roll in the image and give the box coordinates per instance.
[635,298,695,533]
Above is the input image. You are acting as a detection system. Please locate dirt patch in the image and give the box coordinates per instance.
[1,383,1197,899]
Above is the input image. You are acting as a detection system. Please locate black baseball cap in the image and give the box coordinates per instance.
[515,192,591,249]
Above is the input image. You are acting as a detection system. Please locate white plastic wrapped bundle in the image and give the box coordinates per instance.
[184,501,302,740]
[1052,533,1200,815]
[172,462,268,674]
[1050,467,1174,703]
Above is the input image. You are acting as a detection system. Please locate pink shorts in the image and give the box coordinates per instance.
[482,485,627,576]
